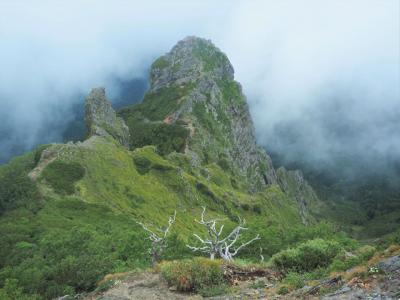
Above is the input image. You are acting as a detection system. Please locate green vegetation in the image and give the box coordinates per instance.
[271,238,341,273]
[0,198,150,299]
[328,245,376,272]
[0,37,391,300]
[0,137,346,299]
[191,39,230,74]
[41,161,85,195]
[217,80,244,104]
[160,258,226,294]
[0,279,39,300]
[249,279,266,289]
[0,149,43,215]
[282,272,305,289]
[118,84,193,155]
[132,156,152,175]
[128,122,189,155]
[277,285,289,295]
[120,83,194,122]
[151,56,168,70]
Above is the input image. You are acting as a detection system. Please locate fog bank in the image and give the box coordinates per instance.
[0,0,398,177]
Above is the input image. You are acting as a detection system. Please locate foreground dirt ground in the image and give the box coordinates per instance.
[83,253,400,300]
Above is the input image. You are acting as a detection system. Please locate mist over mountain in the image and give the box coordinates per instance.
[1,3,400,298]
[0,0,398,182]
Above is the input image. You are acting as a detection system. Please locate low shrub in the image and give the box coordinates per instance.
[283,272,305,290]
[249,279,266,289]
[241,203,250,211]
[33,145,50,166]
[198,284,229,297]
[271,239,341,273]
[357,245,376,261]
[329,245,376,272]
[152,162,175,171]
[277,285,289,295]
[0,169,42,214]
[133,156,152,175]
[217,158,230,171]
[0,279,40,300]
[253,204,262,214]
[160,258,225,292]
[196,182,220,203]
[41,161,85,195]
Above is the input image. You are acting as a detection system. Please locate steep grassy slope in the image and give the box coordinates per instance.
[0,134,339,299]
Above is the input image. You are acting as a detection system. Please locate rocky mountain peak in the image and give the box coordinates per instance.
[85,87,130,147]
[150,36,234,91]
[120,36,277,192]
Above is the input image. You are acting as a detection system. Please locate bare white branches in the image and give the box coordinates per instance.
[187,207,260,261]
[137,210,176,265]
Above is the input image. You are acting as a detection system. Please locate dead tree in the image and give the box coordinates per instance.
[137,211,176,265]
[187,207,260,261]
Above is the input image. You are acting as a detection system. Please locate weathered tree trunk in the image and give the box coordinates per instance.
[187,207,260,261]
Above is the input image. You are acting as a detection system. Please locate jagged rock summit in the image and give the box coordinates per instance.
[150,36,234,91]
[85,87,130,147]
[120,36,277,192]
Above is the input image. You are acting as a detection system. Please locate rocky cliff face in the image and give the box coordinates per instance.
[120,37,276,192]
[85,87,130,147]
[276,167,320,224]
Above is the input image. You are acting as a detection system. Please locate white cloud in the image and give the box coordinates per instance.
[0,0,398,170]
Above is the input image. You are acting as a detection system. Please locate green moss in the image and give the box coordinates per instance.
[41,161,85,195]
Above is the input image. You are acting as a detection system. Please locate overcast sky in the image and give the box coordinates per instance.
[0,0,399,174]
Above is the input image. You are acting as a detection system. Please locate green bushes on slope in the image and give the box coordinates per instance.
[0,199,151,299]
[118,83,193,155]
[0,139,359,299]
[271,239,341,272]
[160,258,226,294]
[0,150,43,215]
[0,279,39,300]
[129,122,189,155]
[41,161,85,195]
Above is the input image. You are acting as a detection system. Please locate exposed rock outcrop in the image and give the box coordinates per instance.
[85,87,130,147]
[122,36,276,192]
[276,167,319,224]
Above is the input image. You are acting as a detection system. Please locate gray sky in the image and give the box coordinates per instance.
[0,0,399,173]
